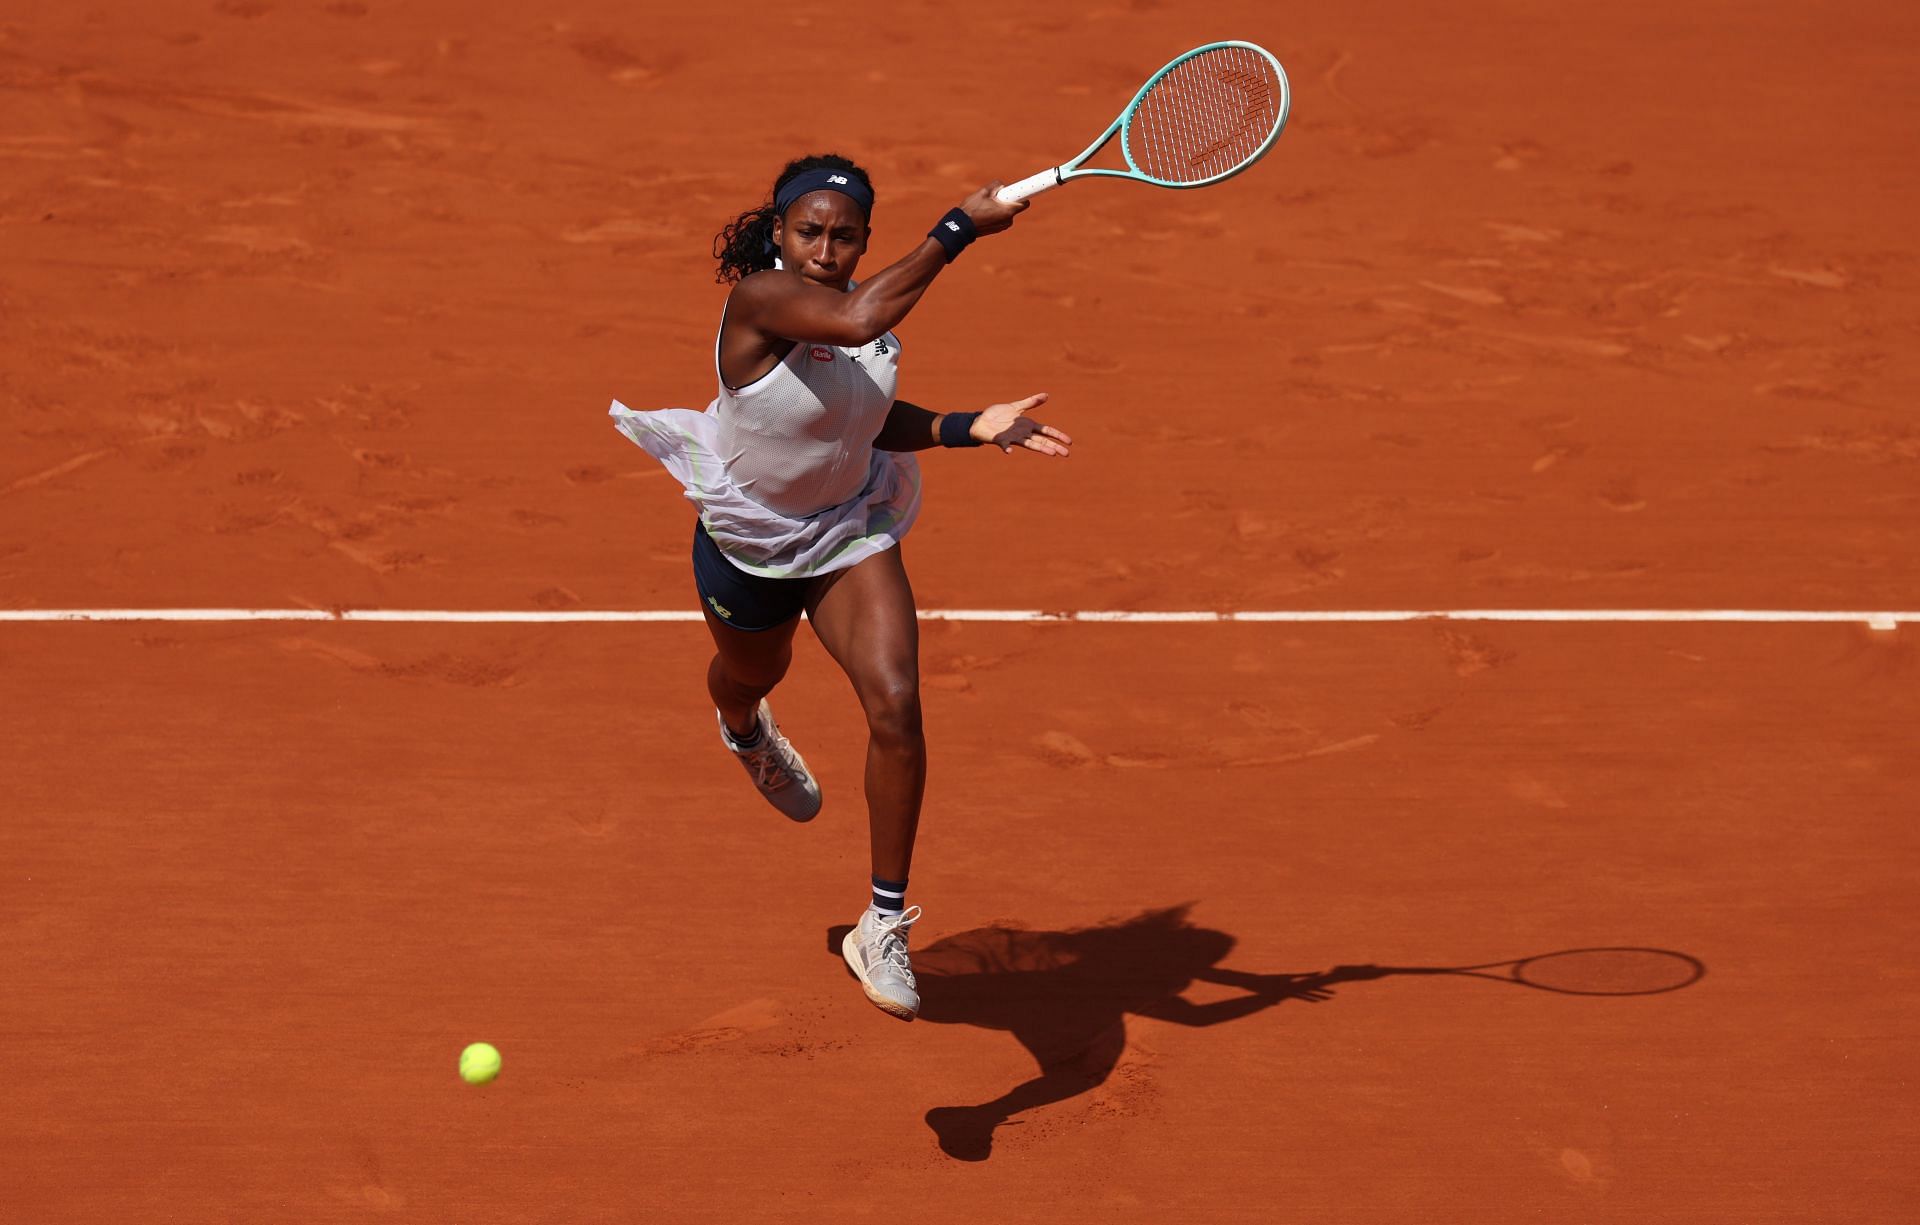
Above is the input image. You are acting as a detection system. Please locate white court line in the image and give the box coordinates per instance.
[0,608,1908,629]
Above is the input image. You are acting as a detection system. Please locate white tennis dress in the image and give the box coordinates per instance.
[610,280,919,579]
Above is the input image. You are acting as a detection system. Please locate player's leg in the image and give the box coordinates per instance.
[804,544,925,881]
[701,603,799,735]
[925,1021,1127,1161]
[693,522,819,821]
[806,544,926,1018]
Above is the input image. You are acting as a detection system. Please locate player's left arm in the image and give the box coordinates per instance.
[873,399,941,451]
[873,394,1072,456]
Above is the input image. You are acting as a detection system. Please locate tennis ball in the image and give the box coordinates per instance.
[459,1042,501,1085]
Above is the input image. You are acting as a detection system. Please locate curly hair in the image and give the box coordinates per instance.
[712,153,874,284]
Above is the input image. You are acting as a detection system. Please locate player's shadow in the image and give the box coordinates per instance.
[826,905,1704,1162]
[826,904,1366,1162]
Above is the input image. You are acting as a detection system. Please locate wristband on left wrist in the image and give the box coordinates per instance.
[939,411,984,447]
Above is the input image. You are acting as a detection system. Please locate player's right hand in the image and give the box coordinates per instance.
[961,184,1029,235]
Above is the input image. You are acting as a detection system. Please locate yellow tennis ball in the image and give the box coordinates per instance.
[459,1042,501,1085]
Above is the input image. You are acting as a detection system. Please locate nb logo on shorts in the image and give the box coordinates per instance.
[707,595,733,620]
[828,174,849,185]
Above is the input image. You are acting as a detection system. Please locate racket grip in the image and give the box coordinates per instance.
[996,168,1062,205]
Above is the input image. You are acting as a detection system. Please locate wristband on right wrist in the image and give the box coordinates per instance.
[928,207,977,261]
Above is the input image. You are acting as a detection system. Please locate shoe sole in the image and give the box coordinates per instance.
[774,777,822,823]
[841,929,918,1021]
[731,767,820,822]
[759,786,821,823]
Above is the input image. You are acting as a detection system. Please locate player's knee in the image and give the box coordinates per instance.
[863,677,923,744]
[711,650,789,697]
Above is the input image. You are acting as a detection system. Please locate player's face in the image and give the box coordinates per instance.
[773,191,869,289]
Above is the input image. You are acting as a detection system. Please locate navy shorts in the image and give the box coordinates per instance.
[692,520,812,632]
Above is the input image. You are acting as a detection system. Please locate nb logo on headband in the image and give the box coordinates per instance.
[828,175,849,185]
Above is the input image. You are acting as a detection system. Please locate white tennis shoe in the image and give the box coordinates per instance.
[842,905,922,1020]
[717,699,821,822]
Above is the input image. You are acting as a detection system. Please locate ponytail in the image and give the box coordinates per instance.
[713,203,780,284]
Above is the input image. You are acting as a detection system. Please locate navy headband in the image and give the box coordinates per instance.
[774,168,874,218]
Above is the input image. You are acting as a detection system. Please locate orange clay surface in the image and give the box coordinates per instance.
[3,1,1918,1220]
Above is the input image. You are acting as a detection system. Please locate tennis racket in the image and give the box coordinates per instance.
[996,40,1291,204]
[1359,948,1708,997]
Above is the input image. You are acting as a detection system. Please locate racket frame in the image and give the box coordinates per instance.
[998,40,1291,204]
[1448,947,1707,996]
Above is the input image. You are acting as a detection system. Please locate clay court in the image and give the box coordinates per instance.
[4,1,1917,1220]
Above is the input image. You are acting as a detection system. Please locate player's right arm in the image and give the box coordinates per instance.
[732,186,1026,348]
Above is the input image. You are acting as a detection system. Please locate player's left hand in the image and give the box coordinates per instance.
[973,392,1071,457]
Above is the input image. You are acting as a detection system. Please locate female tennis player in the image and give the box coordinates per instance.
[610,153,1070,1021]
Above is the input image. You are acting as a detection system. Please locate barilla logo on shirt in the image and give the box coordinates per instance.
[809,346,834,362]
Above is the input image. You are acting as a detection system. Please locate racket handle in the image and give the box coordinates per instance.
[996,168,1063,205]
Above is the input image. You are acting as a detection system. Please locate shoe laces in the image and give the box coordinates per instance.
[869,906,922,981]
[740,740,792,791]
[736,725,805,792]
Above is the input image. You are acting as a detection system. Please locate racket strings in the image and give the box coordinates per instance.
[1509,949,1704,995]
[1127,45,1283,185]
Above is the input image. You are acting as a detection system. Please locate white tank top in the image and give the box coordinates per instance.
[712,291,902,519]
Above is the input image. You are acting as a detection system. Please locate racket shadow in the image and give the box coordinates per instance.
[825,908,1706,1163]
